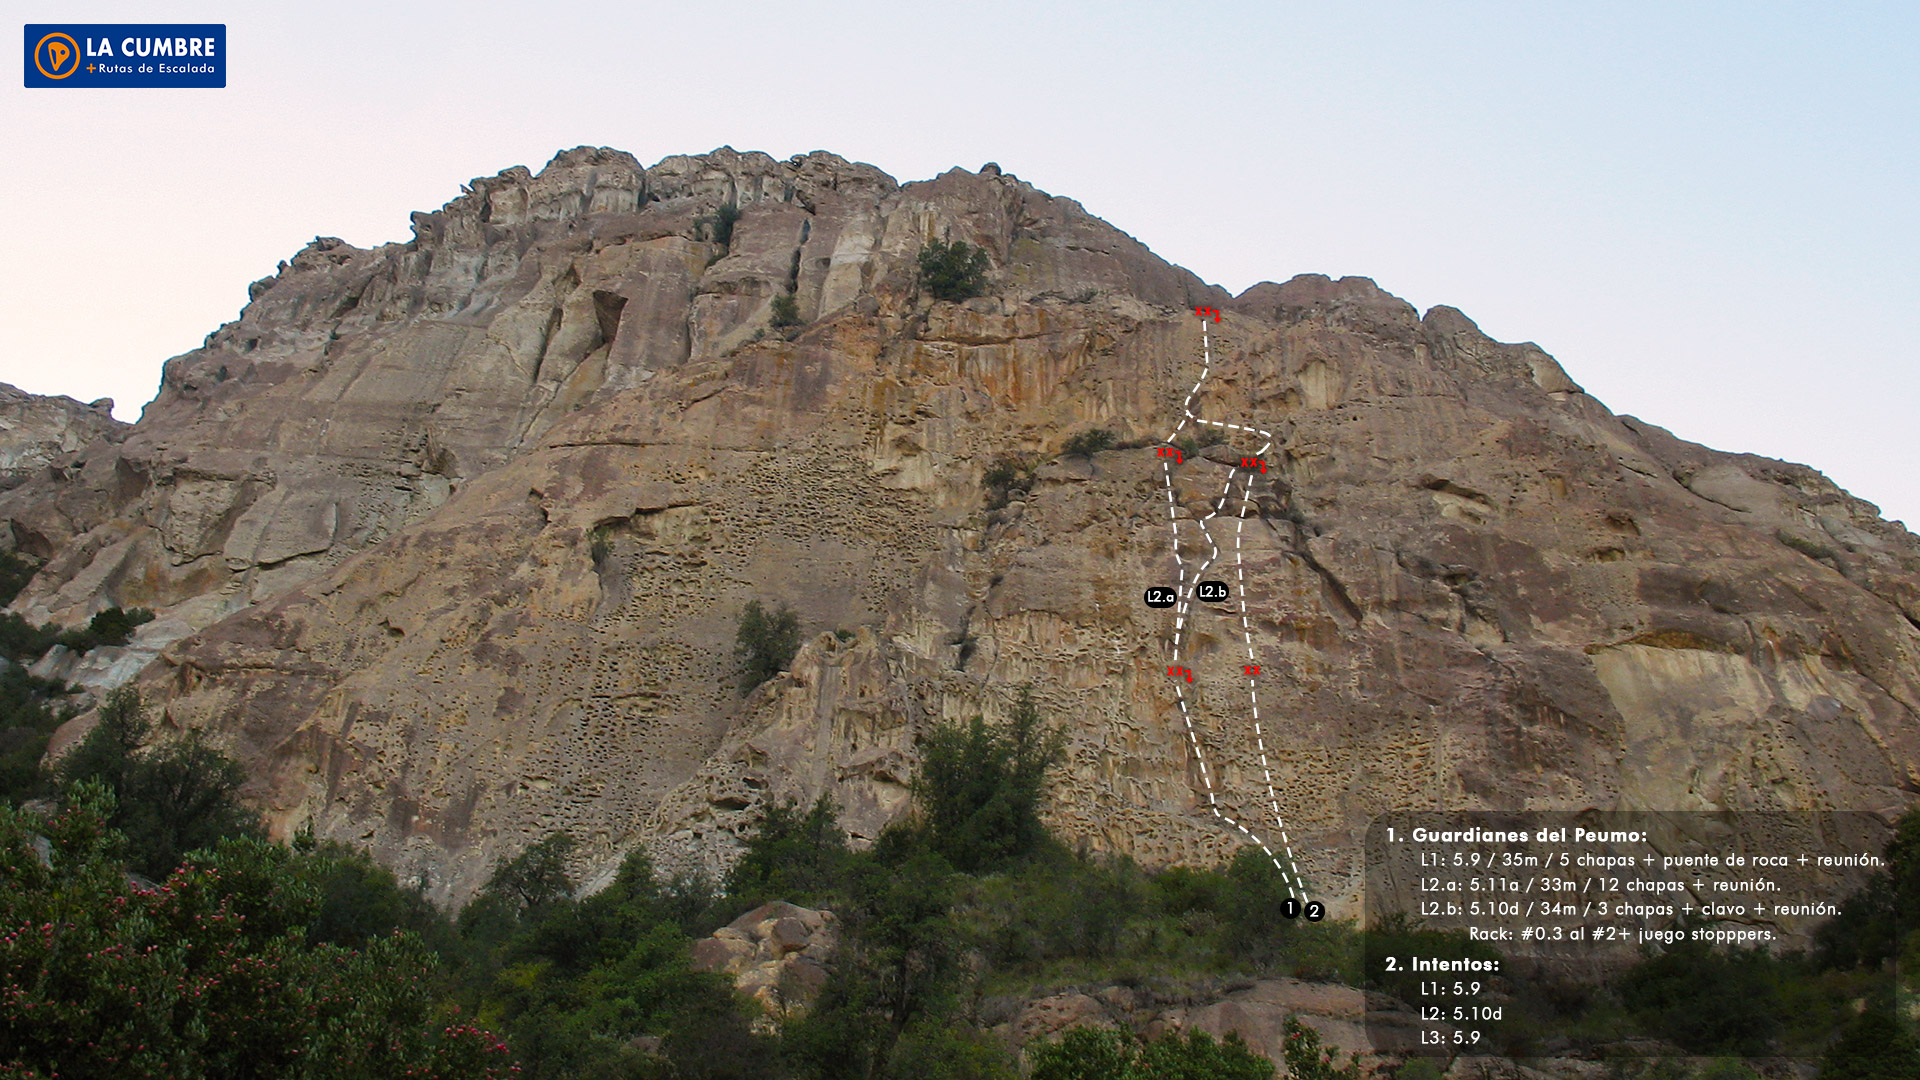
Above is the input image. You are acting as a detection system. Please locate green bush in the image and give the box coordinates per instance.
[1819,807,1920,971]
[453,836,768,1080]
[1028,1026,1276,1080]
[918,240,991,303]
[982,453,1038,510]
[1614,939,1783,1055]
[1818,1010,1920,1080]
[1062,429,1116,457]
[885,1023,1017,1079]
[723,794,852,914]
[697,201,744,249]
[55,605,155,653]
[735,599,802,693]
[1279,1015,1359,1080]
[0,789,517,1079]
[0,665,76,804]
[59,686,263,879]
[1777,528,1843,563]
[911,686,1064,874]
[964,850,1143,970]
[771,290,803,328]
[0,612,57,662]
[1174,429,1227,455]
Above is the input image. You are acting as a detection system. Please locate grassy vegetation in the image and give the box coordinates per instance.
[1777,528,1844,563]
[1028,1027,1278,1080]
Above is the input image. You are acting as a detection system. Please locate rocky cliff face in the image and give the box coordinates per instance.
[7,147,1917,908]
[0,385,126,496]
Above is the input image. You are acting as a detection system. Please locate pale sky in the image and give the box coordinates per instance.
[5,2,1916,527]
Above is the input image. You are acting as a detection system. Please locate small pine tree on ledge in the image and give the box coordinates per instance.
[917,239,990,302]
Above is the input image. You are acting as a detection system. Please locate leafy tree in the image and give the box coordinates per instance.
[302,835,452,952]
[736,599,802,694]
[1061,429,1116,457]
[911,686,1063,874]
[1818,1010,1920,1080]
[968,850,1142,969]
[724,794,853,913]
[459,832,578,949]
[1615,939,1782,1055]
[781,841,965,1079]
[456,838,768,1080]
[0,666,75,804]
[1819,808,1920,971]
[917,240,990,303]
[883,1023,1016,1079]
[58,686,263,879]
[0,786,516,1079]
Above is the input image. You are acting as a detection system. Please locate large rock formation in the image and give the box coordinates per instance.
[691,901,839,1025]
[0,385,126,496]
[7,147,1917,909]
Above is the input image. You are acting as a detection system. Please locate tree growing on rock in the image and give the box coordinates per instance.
[736,599,802,694]
[918,240,991,303]
[911,686,1064,874]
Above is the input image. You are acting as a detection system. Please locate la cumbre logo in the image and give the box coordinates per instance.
[24,23,226,87]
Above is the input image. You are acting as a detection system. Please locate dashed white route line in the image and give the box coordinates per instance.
[1159,318,1307,900]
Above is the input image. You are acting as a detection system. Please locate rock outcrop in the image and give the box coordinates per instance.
[0,384,125,496]
[996,977,1382,1070]
[6,146,1917,911]
[690,901,839,1025]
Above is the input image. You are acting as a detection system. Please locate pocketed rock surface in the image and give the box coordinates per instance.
[5,146,1916,911]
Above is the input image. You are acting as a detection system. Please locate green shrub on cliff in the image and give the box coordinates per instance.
[735,599,802,693]
[771,290,803,328]
[1062,428,1115,457]
[918,239,990,302]
[54,605,155,653]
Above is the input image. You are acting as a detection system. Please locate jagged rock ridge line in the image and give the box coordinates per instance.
[2,146,1916,908]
